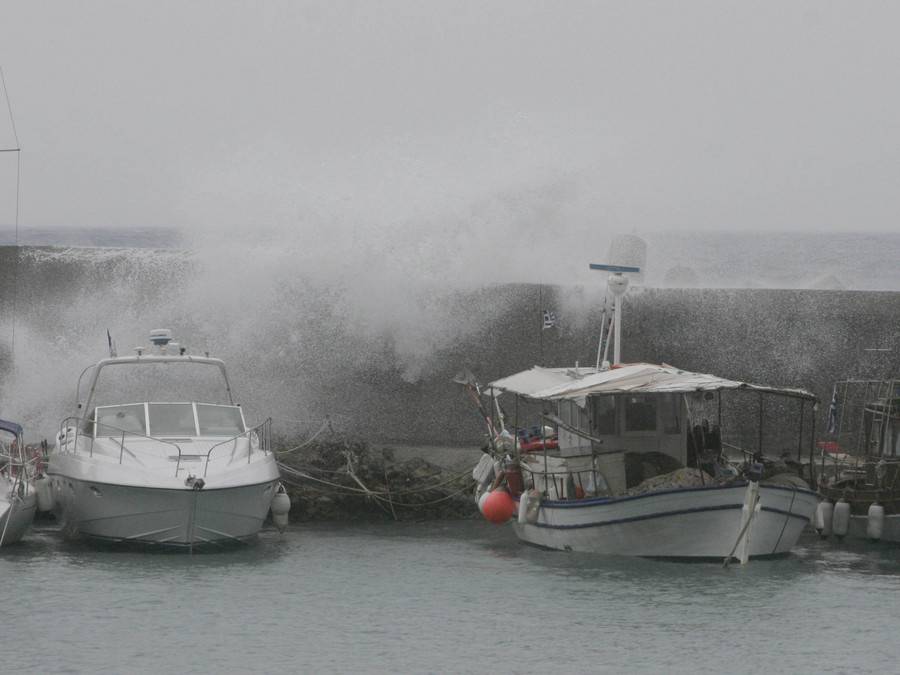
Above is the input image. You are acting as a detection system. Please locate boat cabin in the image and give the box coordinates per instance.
[558,393,687,459]
[862,380,899,458]
[553,392,692,494]
[483,363,814,500]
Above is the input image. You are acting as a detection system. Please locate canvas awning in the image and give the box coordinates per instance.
[485,366,598,398]
[489,363,816,402]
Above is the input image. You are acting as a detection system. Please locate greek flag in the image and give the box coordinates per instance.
[826,386,838,435]
[106,329,117,358]
[542,309,557,330]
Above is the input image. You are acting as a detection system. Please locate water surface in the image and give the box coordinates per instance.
[5,522,899,674]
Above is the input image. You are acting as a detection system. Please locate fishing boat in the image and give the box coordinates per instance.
[815,378,900,542]
[47,329,287,549]
[0,418,37,546]
[463,264,819,562]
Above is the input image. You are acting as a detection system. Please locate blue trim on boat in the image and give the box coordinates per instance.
[538,481,816,510]
[0,418,23,436]
[530,503,810,530]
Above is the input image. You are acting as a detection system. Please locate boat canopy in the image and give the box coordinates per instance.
[485,366,599,398]
[0,419,23,436]
[489,363,817,402]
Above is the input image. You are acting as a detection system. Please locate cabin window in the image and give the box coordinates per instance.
[591,396,616,435]
[662,395,681,434]
[95,404,147,437]
[148,403,197,437]
[624,395,657,432]
[559,400,588,431]
[197,404,246,436]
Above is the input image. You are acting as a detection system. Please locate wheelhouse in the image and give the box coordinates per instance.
[477,363,817,500]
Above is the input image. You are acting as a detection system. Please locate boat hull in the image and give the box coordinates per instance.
[513,483,817,559]
[0,492,37,546]
[49,476,279,548]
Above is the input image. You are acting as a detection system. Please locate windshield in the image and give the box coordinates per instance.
[94,402,245,437]
[96,404,147,436]
[0,430,18,456]
[148,403,196,436]
[197,404,245,435]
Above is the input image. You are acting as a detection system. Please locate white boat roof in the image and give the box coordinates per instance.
[488,363,816,402]
[93,354,227,368]
[79,353,235,411]
[484,366,599,397]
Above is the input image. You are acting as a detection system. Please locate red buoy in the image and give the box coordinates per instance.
[482,490,515,524]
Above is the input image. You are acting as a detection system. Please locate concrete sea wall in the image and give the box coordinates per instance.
[0,246,896,452]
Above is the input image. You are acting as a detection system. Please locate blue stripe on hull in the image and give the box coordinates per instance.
[538,481,816,510]
[533,503,809,530]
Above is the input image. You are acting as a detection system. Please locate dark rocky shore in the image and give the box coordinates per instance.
[276,437,479,521]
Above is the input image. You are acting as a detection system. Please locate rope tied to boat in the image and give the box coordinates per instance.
[275,416,334,455]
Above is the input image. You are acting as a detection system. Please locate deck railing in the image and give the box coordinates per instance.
[57,416,272,478]
[518,463,611,500]
[203,418,271,477]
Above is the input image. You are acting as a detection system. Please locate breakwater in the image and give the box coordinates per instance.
[0,245,896,451]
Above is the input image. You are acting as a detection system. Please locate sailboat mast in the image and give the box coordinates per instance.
[1,66,21,359]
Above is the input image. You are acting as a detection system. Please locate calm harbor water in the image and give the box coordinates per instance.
[5,520,900,674]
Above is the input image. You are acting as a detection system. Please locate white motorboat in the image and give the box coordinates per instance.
[47,329,284,549]
[465,264,818,562]
[0,418,37,546]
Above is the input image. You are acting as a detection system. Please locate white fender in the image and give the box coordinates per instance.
[477,490,491,515]
[867,503,885,541]
[35,476,55,512]
[271,487,291,533]
[517,491,529,524]
[472,454,494,483]
[832,499,850,538]
[816,501,834,538]
[525,489,541,524]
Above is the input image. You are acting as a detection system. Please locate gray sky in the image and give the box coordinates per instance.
[1,1,899,237]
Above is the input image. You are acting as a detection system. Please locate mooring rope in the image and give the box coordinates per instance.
[275,416,333,455]
[370,483,473,508]
[272,414,474,511]
[278,460,471,496]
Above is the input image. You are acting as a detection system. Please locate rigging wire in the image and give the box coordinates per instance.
[0,66,21,359]
[0,67,21,149]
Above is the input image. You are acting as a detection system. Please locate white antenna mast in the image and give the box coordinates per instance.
[589,263,641,366]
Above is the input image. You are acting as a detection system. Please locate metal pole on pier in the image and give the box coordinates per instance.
[538,284,543,365]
